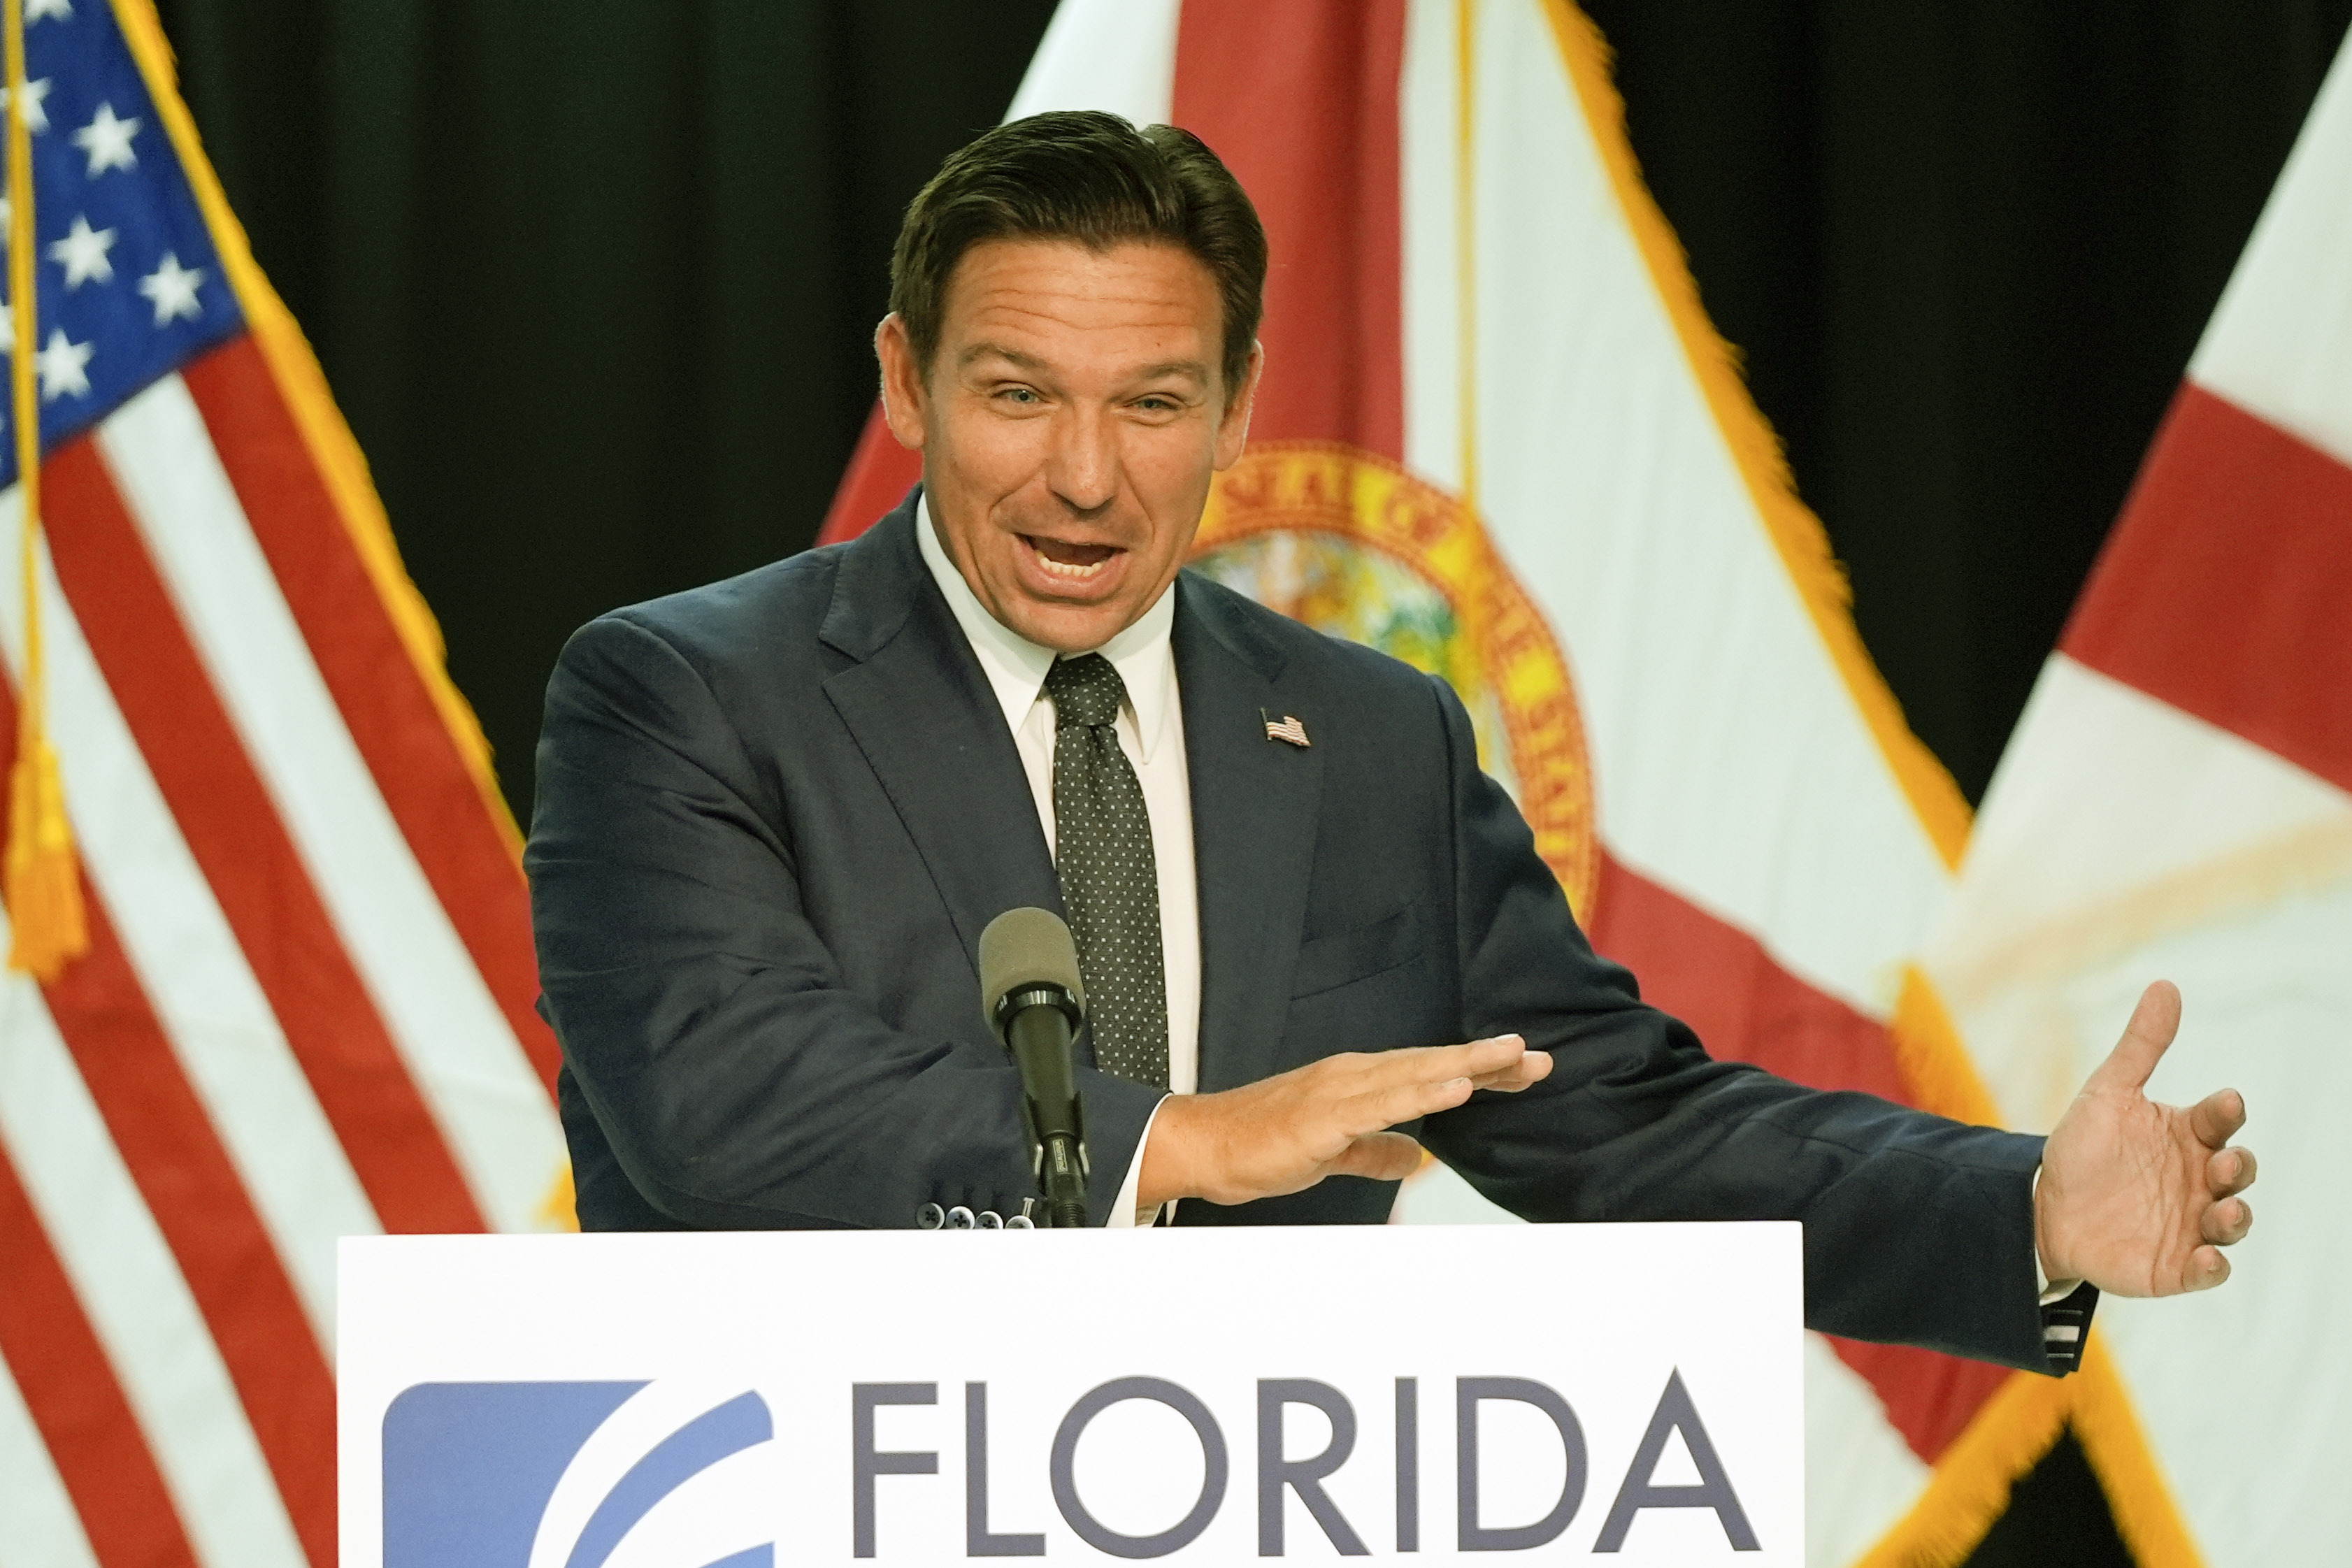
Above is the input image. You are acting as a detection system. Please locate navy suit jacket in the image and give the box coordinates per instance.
[529,489,2074,1372]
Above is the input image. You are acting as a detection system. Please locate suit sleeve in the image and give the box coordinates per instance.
[1410,677,2066,1372]
[527,611,1163,1230]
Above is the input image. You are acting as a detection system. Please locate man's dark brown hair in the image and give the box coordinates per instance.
[889,110,1268,401]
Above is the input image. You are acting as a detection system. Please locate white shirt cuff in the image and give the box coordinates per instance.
[1107,1095,1173,1228]
[2030,1163,2081,1304]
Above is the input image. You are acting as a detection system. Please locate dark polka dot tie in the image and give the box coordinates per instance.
[1045,654,1169,1088]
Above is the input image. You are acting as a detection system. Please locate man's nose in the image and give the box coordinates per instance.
[1045,405,1118,513]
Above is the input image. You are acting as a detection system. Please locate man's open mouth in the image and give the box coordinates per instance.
[1024,535,1122,582]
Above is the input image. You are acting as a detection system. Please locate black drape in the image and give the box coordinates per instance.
[154,3,2349,1561]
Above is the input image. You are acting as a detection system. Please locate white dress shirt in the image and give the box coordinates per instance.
[917,498,1195,1223]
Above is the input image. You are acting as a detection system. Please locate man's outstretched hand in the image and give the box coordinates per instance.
[2036,981,2257,1297]
[1138,1035,1551,1209]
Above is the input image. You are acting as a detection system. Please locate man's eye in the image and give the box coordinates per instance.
[1000,387,1040,405]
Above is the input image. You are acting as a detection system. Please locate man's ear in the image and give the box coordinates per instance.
[875,314,929,451]
[1212,340,1265,472]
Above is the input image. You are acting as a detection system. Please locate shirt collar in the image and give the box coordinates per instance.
[916,492,1179,761]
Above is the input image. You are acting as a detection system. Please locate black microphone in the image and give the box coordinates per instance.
[979,907,1091,1229]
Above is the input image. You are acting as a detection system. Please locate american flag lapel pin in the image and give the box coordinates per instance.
[1260,707,1311,747]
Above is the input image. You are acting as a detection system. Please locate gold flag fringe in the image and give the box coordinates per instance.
[111,0,523,864]
[3,0,87,978]
[1541,0,1973,870]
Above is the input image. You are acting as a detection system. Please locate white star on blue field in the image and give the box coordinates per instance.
[0,0,242,475]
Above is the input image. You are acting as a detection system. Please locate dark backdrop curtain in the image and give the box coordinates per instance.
[152,2,2349,1561]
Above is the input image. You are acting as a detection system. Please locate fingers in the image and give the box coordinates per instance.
[1340,1035,1526,1093]
[2200,1195,2253,1247]
[1326,1131,1426,1183]
[1452,1033,1530,1079]
[1321,1035,1528,1108]
[2188,1088,2247,1151]
[2085,980,2181,1095]
[1340,1037,1549,1124]
[2208,1144,2257,1197]
[1350,1072,1479,1132]
[1177,1035,1537,1209]
[1470,1049,1552,1093]
[2184,1244,2231,1293]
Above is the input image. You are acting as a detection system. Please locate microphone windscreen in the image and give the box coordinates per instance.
[978,906,1086,1020]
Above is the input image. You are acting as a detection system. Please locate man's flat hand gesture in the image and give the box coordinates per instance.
[2036,981,2257,1297]
[1138,1035,1551,1209]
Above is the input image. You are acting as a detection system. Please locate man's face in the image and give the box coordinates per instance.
[877,238,1261,653]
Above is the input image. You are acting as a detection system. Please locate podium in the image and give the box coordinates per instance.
[339,1224,1801,1565]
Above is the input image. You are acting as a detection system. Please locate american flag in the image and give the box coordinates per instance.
[1261,710,1310,748]
[0,5,564,1567]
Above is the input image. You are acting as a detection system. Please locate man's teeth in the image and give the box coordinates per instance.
[1030,542,1114,580]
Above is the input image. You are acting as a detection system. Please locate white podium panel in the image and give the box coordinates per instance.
[340,1224,1800,1567]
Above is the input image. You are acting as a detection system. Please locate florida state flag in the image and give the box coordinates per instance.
[819,3,2202,1564]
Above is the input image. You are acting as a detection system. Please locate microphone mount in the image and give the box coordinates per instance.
[979,908,1094,1230]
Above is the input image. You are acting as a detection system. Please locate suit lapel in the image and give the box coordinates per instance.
[820,522,1322,1088]
[1175,576,1323,1093]
[821,498,1062,977]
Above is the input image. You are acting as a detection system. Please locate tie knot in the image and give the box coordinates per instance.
[1045,654,1126,731]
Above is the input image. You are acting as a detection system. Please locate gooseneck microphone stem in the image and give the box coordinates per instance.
[1002,987,1089,1229]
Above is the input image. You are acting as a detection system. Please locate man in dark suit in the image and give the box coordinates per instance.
[527,112,2257,1374]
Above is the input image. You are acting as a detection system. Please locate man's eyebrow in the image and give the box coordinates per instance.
[1133,359,1210,383]
[955,343,1208,385]
[959,341,1046,371]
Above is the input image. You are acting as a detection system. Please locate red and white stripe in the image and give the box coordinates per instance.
[0,1340,103,1568]
[1924,31,2352,1564]
[0,333,566,1564]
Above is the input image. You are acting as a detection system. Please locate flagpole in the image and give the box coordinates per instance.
[1454,0,1479,512]
[3,0,86,977]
